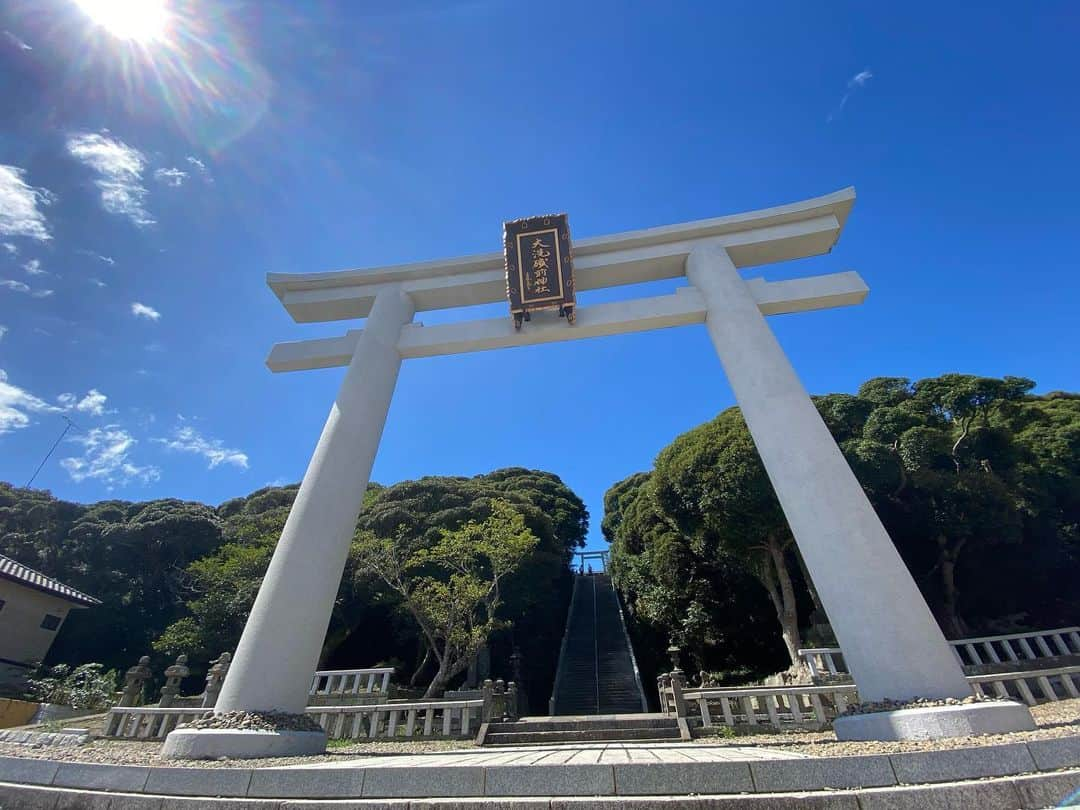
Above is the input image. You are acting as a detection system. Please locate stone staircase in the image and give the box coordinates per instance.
[549,573,648,716]
[480,714,681,745]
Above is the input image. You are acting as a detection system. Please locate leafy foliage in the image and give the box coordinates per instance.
[354,499,539,696]
[0,469,585,703]
[24,663,118,710]
[605,374,1080,686]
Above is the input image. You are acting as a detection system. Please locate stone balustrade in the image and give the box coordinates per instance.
[799,626,1080,679]
[969,664,1080,706]
[309,699,482,740]
[308,667,394,699]
[953,627,1080,667]
[106,698,484,741]
[680,684,859,730]
[105,706,209,739]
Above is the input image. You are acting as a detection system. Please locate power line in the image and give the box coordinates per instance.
[25,415,77,488]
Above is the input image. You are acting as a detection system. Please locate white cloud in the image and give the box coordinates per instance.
[156,425,249,470]
[0,368,60,434]
[186,156,213,181]
[0,278,50,297]
[828,68,874,122]
[58,388,109,417]
[0,325,7,341]
[76,249,115,265]
[61,425,159,486]
[850,70,873,88]
[153,167,188,187]
[22,258,44,275]
[66,132,155,227]
[3,30,32,50]
[131,301,161,320]
[0,165,53,241]
[2,242,16,256]
[89,277,107,287]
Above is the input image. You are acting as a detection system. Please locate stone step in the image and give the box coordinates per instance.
[487,716,677,734]
[483,727,682,745]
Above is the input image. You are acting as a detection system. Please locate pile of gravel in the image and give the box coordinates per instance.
[842,694,1009,716]
[179,711,324,733]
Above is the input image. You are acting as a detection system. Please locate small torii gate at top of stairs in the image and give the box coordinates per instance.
[575,550,609,574]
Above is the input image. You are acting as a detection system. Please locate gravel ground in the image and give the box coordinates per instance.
[698,697,1080,757]
[0,698,1075,767]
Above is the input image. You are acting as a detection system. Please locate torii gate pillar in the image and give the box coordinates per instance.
[688,244,968,699]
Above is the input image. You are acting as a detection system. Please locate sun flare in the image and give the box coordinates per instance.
[73,0,169,42]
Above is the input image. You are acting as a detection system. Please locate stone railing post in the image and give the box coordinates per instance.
[481,679,496,722]
[507,681,519,721]
[657,674,672,714]
[117,656,153,707]
[482,679,517,722]
[202,652,232,709]
[108,655,153,736]
[669,669,688,719]
[159,655,190,709]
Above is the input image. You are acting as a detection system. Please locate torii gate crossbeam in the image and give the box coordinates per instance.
[163,188,1033,758]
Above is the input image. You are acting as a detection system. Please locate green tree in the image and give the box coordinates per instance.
[353,499,538,696]
[649,408,806,668]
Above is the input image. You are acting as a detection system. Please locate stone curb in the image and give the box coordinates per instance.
[0,770,1078,808]
[0,735,1077,800]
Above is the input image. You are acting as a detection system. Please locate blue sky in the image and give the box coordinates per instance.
[1,1,1077,551]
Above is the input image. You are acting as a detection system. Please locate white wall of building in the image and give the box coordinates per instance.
[0,579,80,687]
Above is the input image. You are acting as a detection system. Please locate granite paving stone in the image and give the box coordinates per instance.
[1008,770,1080,809]
[888,741,1036,784]
[247,767,366,798]
[408,800,551,809]
[566,749,603,765]
[484,763,614,797]
[361,765,484,798]
[611,761,754,795]
[280,801,408,809]
[0,782,61,810]
[0,754,60,785]
[52,787,114,809]
[52,762,151,792]
[103,792,167,810]
[551,795,859,809]
[1026,735,1080,770]
[144,766,253,797]
[856,779,1022,810]
[159,798,283,809]
[749,754,896,792]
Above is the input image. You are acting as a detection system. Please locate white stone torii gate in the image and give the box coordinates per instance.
[165,188,1032,758]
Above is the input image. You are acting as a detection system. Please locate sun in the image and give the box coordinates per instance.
[73,0,170,42]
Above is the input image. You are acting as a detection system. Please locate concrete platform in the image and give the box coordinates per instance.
[1,769,1079,808]
[161,728,327,760]
[833,701,1037,741]
[1,735,1078,804]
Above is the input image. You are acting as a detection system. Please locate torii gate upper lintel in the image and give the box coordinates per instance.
[163,188,1034,758]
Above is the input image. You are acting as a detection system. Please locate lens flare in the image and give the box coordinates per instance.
[41,0,274,154]
[73,0,169,42]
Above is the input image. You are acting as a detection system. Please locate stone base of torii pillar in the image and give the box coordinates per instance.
[163,190,1035,758]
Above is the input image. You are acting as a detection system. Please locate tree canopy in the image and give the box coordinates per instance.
[0,468,586,706]
[605,374,1080,686]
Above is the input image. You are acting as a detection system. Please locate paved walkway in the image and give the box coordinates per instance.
[290,742,809,769]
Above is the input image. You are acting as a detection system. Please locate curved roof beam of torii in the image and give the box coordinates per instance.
[267,187,856,323]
